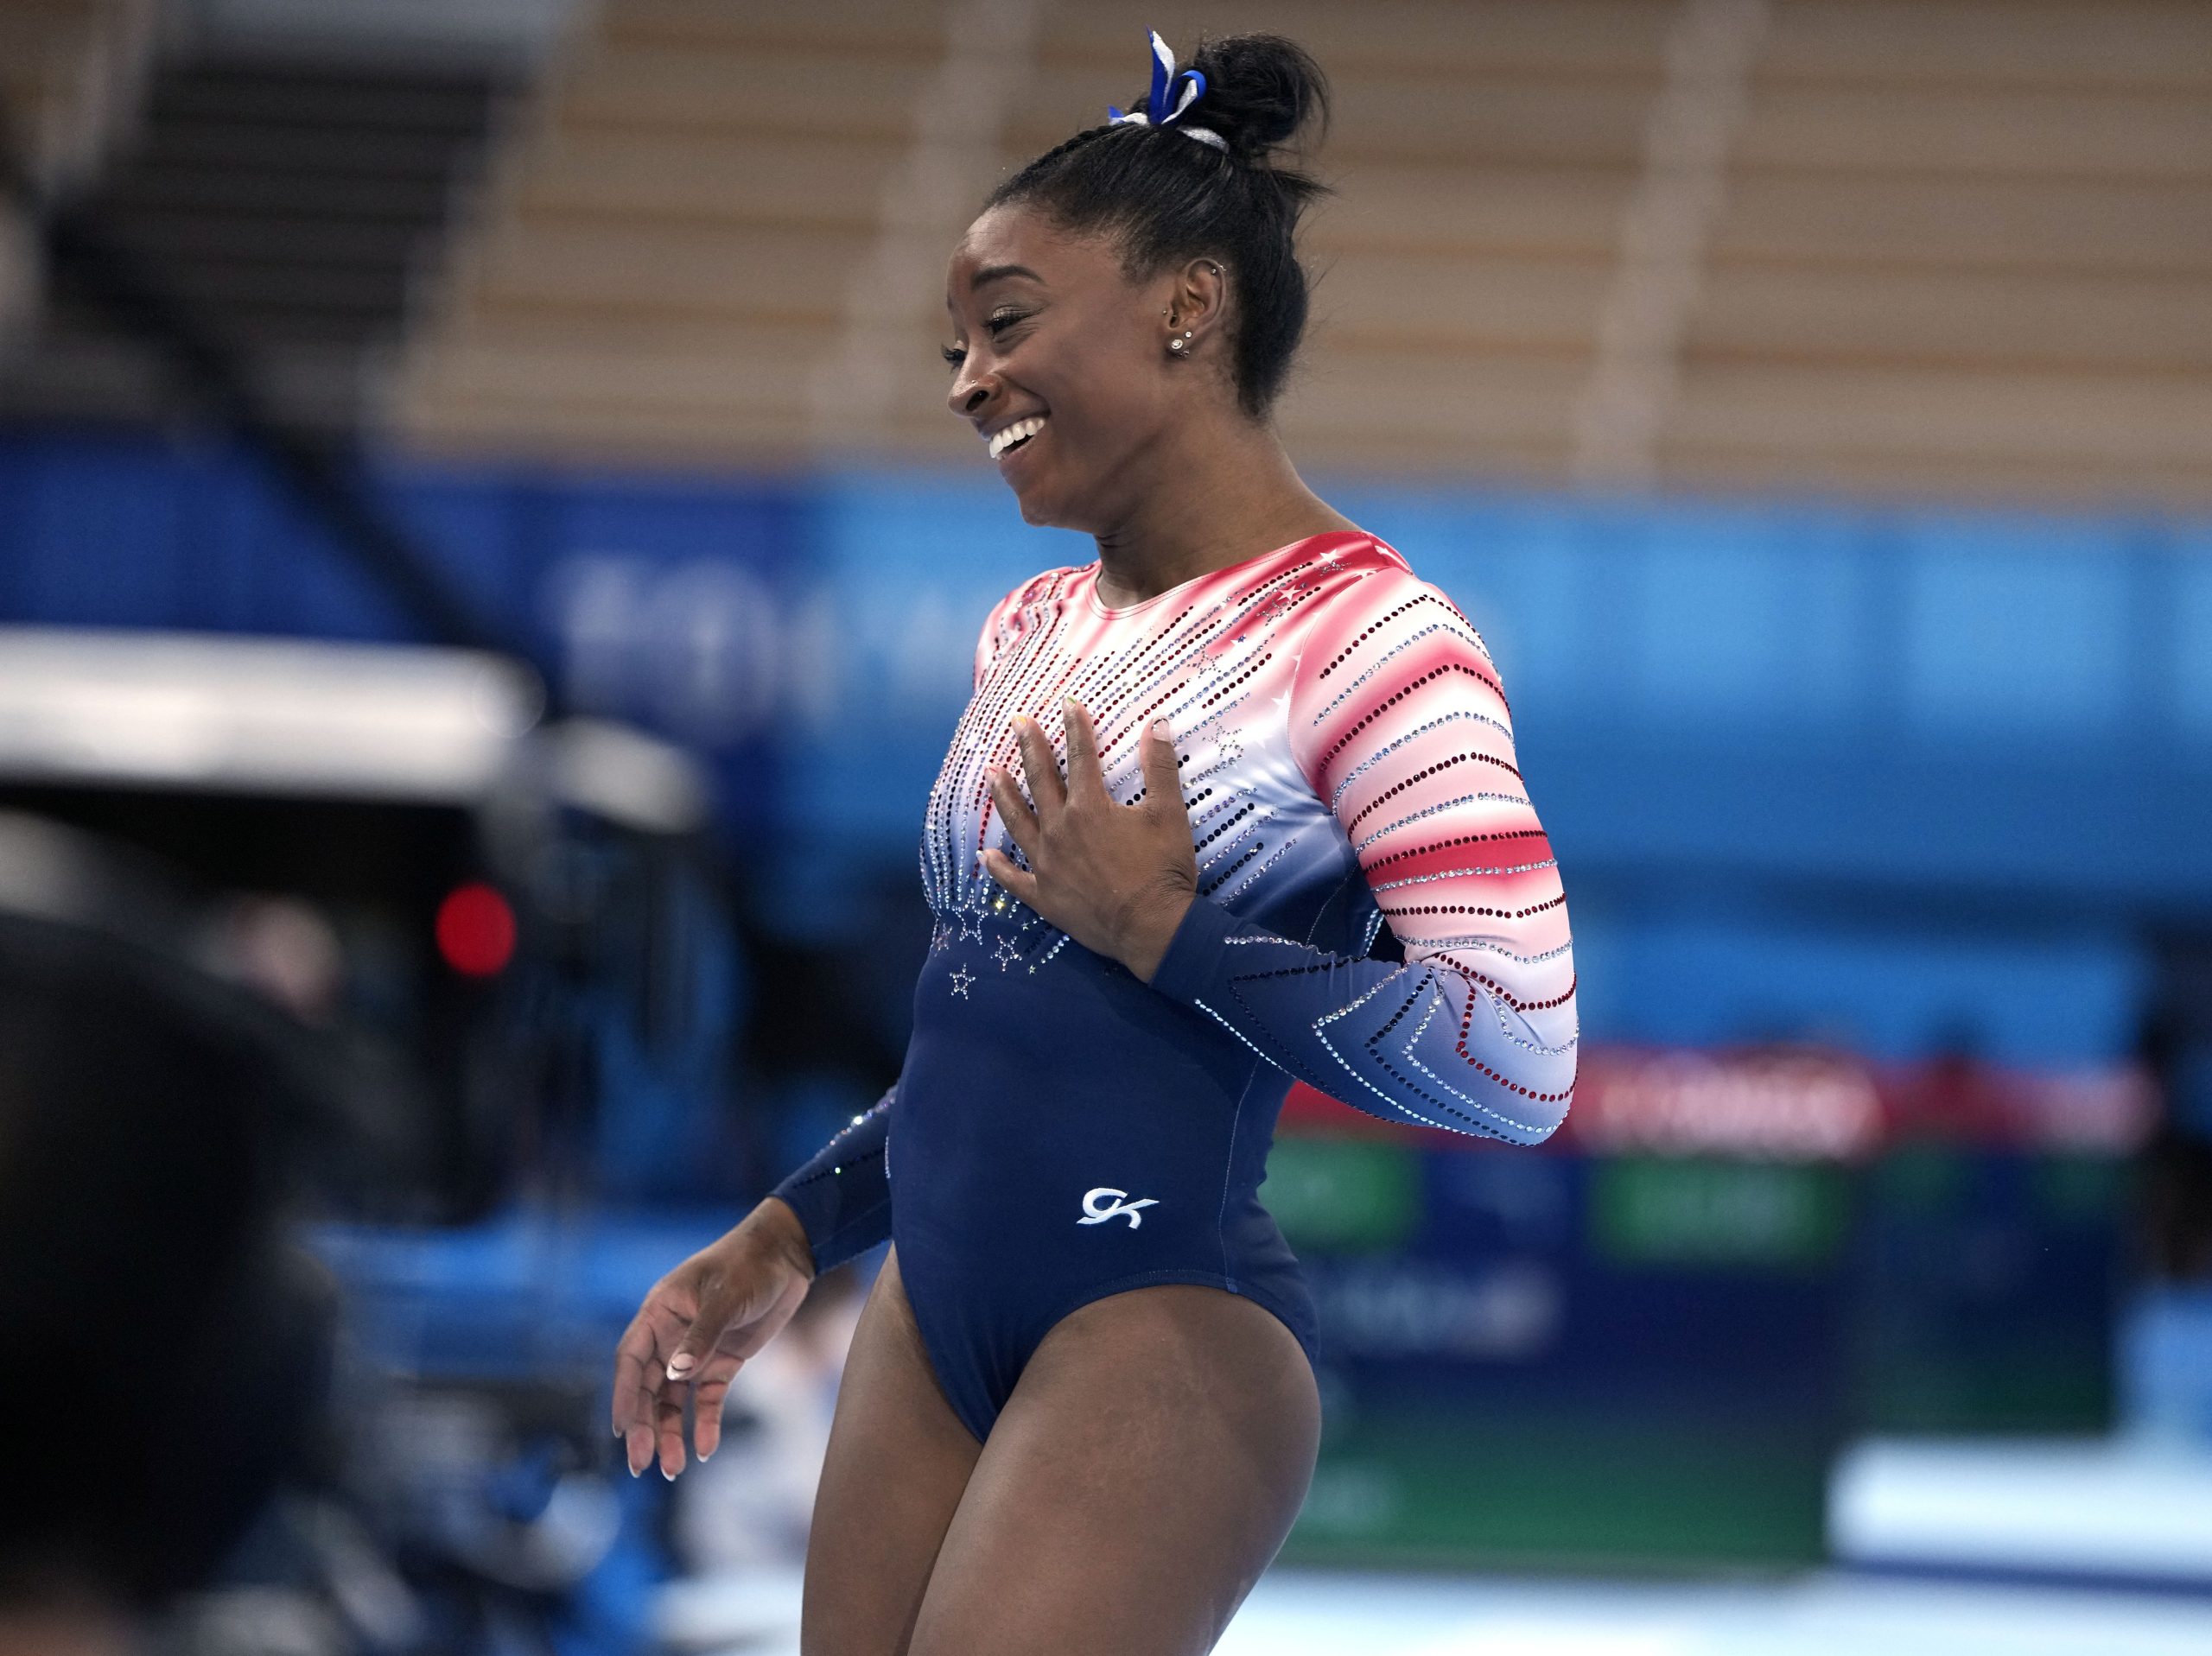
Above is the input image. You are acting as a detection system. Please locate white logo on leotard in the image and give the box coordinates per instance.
[1078,1186,1159,1228]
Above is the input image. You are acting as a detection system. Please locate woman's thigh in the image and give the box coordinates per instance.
[907,1285,1320,1656]
[803,1246,983,1656]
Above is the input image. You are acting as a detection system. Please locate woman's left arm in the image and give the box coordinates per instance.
[983,568,1576,1145]
[1171,573,1576,1139]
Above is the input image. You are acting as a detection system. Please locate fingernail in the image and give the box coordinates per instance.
[662,1464,676,1482]
[666,1354,694,1379]
[1152,717,1172,739]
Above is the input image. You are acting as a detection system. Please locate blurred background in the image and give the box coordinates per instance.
[1,0,2209,1652]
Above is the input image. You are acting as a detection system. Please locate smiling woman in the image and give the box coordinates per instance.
[614,29,1579,1656]
[937,33,1339,553]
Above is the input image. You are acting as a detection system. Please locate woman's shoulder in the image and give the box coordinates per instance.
[1293,529,1454,626]
[1289,530,1494,686]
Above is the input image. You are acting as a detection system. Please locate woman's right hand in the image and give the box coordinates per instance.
[611,1196,817,1479]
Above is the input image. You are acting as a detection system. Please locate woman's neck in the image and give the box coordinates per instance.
[1090,420,1357,609]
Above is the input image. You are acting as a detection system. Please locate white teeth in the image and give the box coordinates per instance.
[988,416,1046,460]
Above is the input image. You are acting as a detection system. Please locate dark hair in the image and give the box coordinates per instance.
[984,33,1331,421]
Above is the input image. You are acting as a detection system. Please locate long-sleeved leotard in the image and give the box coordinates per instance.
[768,1081,894,1274]
[770,530,1575,1431]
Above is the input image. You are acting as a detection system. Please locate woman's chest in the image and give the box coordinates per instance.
[918,588,1344,927]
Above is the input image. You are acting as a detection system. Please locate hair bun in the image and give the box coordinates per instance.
[988,30,1333,420]
[1172,33,1330,164]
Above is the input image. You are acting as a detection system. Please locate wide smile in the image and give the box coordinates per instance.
[988,414,1048,467]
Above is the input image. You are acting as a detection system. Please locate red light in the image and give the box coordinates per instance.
[436,883,516,976]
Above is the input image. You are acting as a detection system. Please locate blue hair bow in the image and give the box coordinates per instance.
[1107,30,1227,149]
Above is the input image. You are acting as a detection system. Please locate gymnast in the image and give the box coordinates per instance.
[614,29,1577,1653]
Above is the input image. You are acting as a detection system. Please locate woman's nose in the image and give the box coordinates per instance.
[947,364,993,421]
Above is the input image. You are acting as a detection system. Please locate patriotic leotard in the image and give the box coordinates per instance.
[772,529,1577,1441]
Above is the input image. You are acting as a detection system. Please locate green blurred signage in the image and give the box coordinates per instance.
[1260,1135,1420,1253]
[1590,1157,1851,1271]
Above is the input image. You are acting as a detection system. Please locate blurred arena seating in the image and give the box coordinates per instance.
[0,0,157,334]
[395,0,966,462]
[0,41,505,433]
[393,0,2212,504]
[0,0,156,193]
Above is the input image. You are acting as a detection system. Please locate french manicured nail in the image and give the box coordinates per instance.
[666,1354,694,1380]
[1152,718,1172,739]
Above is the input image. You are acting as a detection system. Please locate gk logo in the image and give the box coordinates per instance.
[1078,1186,1159,1229]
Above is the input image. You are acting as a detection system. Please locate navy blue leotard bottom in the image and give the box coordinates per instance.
[886,919,1319,1444]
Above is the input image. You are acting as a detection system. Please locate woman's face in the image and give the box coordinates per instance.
[943,203,1186,532]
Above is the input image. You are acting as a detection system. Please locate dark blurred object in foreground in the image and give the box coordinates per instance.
[0,912,334,1634]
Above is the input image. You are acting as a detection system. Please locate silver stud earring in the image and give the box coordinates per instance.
[1168,328,1192,354]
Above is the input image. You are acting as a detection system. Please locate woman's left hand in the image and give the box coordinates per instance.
[981,698,1198,983]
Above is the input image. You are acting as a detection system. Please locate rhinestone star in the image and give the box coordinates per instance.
[949,966,975,998]
[993,936,1020,972]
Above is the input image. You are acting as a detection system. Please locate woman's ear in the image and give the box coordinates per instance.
[1162,257,1230,355]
